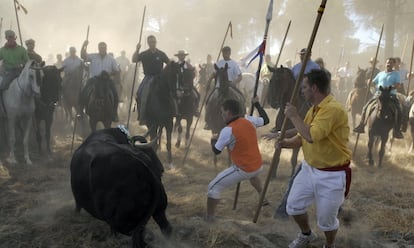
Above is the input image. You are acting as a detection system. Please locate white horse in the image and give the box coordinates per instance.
[238,72,264,112]
[2,60,42,165]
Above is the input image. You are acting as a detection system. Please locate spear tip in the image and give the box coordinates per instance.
[266,0,274,21]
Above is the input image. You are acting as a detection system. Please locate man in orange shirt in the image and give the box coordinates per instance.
[206,97,269,222]
[278,69,351,248]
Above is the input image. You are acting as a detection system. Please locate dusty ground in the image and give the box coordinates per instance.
[1,107,414,248]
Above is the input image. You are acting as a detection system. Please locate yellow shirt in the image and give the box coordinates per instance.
[301,95,352,168]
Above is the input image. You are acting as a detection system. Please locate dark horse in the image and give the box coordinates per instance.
[267,66,310,176]
[85,72,115,132]
[346,67,371,129]
[174,65,198,148]
[367,86,395,167]
[144,62,178,168]
[205,63,246,165]
[34,66,62,154]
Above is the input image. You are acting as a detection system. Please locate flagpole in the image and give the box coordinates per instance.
[13,0,23,46]
[253,0,328,223]
[232,0,274,211]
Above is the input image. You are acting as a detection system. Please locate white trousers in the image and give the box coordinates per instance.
[207,164,263,199]
[286,160,345,232]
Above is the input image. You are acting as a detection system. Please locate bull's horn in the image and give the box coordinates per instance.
[133,135,159,148]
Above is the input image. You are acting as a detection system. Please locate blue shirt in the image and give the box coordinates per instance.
[291,60,320,80]
[373,71,400,95]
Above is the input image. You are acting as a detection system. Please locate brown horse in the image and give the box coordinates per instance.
[346,68,371,128]
[85,73,115,132]
[267,65,310,176]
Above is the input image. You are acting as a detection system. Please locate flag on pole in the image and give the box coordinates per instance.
[14,0,28,14]
[246,40,267,67]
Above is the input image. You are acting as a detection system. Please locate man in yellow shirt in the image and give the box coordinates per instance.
[277,69,351,248]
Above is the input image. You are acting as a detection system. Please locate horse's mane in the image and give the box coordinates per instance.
[18,60,34,82]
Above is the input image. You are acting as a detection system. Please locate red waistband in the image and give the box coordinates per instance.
[318,160,352,198]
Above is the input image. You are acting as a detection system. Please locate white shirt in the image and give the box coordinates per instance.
[62,56,83,74]
[85,53,119,78]
[116,56,130,72]
[215,59,242,82]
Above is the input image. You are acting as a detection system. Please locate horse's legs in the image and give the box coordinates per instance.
[6,116,17,164]
[378,135,389,167]
[34,119,43,154]
[45,116,53,154]
[22,116,33,165]
[165,122,173,168]
[367,133,375,166]
[175,117,182,148]
[185,116,193,148]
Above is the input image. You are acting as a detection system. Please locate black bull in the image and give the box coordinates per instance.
[70,128,172,248]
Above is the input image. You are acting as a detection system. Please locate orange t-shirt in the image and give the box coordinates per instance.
[214,117,263,172]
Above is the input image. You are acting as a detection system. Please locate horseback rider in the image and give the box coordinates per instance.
[80,41,120,122]
[291,48,320,81]
[62,47,83,76]
[25,39,43,64]
[174,50,200,116]
[204,46,243,130]
[354,57,404,139]
[132,35,169,125]
[0,30,29,92]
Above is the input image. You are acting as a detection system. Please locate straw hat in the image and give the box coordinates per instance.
[174,50,189,57]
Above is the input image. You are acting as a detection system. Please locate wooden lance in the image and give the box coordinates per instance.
[70,25,90,154]
[182,20,233,165]
[253,0,328,223]
[406,39,414,94]
[127,5,146,130]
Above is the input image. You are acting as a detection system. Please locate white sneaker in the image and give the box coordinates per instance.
[288,232,317,248]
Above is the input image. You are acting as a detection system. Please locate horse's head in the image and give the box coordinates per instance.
[353,67,367,88]
[377,86,394,119]
[268,65,295,109]
[19,60,43,97]
[214,63,230,94]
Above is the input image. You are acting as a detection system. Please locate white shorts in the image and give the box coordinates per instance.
[286,160,346,232]
[207,164,263,199]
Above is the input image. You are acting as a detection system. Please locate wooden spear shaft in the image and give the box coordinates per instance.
[182,20,233,165]
[13,0,23,46]
[71,25,90,154]
[406,40,414,94]
[352,24,384,156]
[253,0,328,223]
[127,5,146,130]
